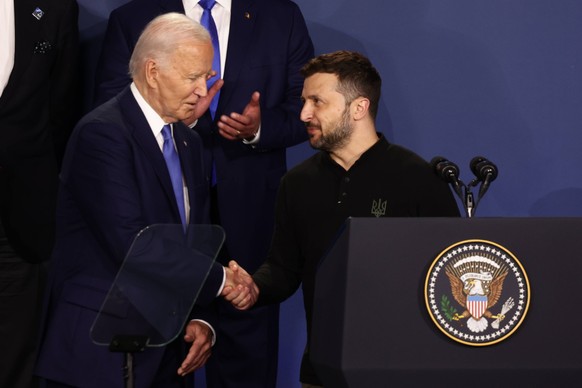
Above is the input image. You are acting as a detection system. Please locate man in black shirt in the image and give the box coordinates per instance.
[224,50,460,387]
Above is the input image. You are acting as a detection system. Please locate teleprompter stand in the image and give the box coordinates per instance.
[90,224,224,388]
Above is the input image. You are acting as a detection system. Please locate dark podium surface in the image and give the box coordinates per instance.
[311,217,582,387]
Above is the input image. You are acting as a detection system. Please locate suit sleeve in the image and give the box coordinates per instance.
[253,176,303,305]
[251,3,314,151]
[93,11,134,107]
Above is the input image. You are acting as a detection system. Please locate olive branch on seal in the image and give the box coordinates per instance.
[440,295,457,321]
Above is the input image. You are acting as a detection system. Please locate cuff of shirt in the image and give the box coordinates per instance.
[216,266,226,296]
[190,319,217,346]
[242,125,261,145]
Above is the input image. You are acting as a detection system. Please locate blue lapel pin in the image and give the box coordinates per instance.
[32,7,44,20]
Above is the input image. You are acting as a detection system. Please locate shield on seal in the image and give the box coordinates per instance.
[467,295,488,319]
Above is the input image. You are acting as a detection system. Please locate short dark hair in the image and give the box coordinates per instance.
[301,50,382,119]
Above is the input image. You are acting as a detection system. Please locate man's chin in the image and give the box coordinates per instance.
[308,138,323,150]
[177,109,196,123]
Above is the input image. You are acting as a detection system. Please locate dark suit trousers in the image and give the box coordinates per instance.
[44,339,194,388]
[0,221,46,388]
[206,187,279,388]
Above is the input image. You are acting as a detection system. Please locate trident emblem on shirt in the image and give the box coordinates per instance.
[371,198,387,217]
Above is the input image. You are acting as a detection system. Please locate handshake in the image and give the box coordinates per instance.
[179,260,259,376]
[222,260,259,310]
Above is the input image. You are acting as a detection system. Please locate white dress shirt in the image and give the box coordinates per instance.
[0,0,15,97]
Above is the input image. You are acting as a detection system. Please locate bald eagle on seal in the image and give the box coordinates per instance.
[446,268,508,332]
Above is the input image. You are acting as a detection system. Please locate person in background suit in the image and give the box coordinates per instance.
[94,1,314,387]
[224,50,461,387]
[34,13,253,387]
[0,0,79,387]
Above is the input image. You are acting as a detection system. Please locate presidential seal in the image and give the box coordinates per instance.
[425,239,530,346]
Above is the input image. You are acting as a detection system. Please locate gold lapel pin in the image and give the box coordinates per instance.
[244,12,251,19]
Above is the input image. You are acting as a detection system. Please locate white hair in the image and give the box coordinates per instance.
[128,12,211,78]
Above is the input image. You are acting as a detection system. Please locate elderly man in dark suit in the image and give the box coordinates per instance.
[35,13,251,387]
[93,1,314,387]
[0,1,79,387]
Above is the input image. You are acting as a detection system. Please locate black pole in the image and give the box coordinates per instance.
[109,335,149,388]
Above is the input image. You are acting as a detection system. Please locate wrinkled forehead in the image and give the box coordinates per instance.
[166,41,213,72]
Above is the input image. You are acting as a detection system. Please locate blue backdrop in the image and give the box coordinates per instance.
[76,1,582,386]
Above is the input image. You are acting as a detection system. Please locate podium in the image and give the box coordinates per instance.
[311,217,582,387]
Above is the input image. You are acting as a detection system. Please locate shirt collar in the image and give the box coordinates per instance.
[130,82,167,138]
[183,0,232,12]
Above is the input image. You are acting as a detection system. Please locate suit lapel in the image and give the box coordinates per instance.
[219,0,257,112]
[118,89,182,221]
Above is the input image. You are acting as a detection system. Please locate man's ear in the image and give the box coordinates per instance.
[144,59,159,89]
[352,97,370,120]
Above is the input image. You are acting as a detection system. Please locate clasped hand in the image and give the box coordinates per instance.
[177,260,258,376]
[222,260,259,310]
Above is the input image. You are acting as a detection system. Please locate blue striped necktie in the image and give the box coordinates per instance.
[199,0,220,119]
[161,124,187,227]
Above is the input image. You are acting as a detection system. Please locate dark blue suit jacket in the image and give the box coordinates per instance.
[35,87,225,387]
[94,0,314,272]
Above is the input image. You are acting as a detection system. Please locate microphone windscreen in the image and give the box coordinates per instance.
[471,156,498,182]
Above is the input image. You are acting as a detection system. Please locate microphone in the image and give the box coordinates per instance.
[470,156,498,183]
[431,156,463,199]
[470,156,498,199]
